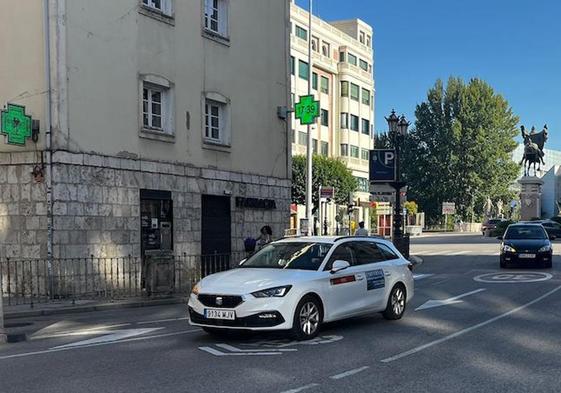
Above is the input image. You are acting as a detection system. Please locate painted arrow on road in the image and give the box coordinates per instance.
[415,288,486,311]
[51,328,164,349]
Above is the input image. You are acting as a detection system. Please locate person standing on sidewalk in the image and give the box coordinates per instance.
[354,221,369,236]
[256,225,273,249]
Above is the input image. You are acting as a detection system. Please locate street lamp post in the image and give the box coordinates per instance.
[385,110,410,242]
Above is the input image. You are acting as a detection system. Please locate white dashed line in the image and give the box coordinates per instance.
[329,366,370,380]
[449,251,471,256]
[413,274,434,280]
[381,284,561,363]
[280,383,320,393]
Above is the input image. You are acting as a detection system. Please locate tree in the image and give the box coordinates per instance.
[403,77,519,224]
[292,155,358,213]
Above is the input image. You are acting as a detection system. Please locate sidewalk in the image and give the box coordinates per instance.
[2,296,184,343]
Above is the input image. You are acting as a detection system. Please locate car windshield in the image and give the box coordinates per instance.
[240,242,332,271]
[504,226,547,240]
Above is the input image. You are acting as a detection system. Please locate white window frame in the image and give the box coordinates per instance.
[139,75,174,138]
[203,92,230,146]
[204,0,228,38]
[321,41,330,57]
[142,0,172,16]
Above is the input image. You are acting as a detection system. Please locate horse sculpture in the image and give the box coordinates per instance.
[520,125,548,176]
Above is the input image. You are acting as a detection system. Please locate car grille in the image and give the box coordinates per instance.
[198,294,243,308]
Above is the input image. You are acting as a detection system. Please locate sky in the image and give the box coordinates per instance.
[296,0,561,149]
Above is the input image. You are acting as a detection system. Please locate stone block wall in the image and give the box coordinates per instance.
[0,151,291,260]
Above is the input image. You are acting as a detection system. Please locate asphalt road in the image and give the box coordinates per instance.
[1,233,561,393]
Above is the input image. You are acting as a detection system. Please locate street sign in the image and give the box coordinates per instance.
[294,95,320,125]
[369,149,396,183]
[442,202,456,215]
[319,186,335,199]
[1,103,32,146]
[299,218,309,236]
[369,183,406,205]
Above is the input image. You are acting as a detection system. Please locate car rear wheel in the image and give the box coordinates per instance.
[291,295,322,341]
[383,285,406,320]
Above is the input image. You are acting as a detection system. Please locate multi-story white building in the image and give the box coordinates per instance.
[289,1,375,234]
[0,0,291,261]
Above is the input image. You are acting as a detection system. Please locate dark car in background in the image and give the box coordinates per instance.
[482,218,504,236]
[498,223,554,269]
[535,220,561,238]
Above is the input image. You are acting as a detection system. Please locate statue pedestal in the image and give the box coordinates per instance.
[518,176,544,220]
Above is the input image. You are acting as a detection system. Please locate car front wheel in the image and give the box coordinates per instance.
[383,285,406,320]
[292,295,322,341]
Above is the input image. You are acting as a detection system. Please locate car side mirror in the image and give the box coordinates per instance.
[330,260,350,274]
[550,235,556,241]
[496,236,503,241]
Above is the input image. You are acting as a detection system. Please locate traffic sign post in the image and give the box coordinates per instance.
[442,202,456,231]
[369,149,397,183]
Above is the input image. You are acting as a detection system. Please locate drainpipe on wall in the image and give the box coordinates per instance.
[43,0,54,293]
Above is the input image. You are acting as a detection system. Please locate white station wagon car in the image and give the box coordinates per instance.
[188,236,414,340]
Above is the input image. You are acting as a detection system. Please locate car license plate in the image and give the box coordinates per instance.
[519,253,535,259]
[204,309,235,320]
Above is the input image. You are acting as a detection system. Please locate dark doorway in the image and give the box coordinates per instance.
[201,195,231,276]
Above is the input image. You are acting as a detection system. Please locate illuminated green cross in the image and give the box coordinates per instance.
[294,95,320,125]
[1,104,32,146]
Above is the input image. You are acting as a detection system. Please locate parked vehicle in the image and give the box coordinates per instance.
[482,218,505,236]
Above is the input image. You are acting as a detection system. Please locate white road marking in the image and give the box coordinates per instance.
[415,288,486,311]
[381,284,561,363]
[137,317,189,325]
[280,383,320,393]
[32,323,132,340]
[199,346,282,356]
[215,343,297,353]
[329,366,370,380]
[247,335,343,348]
[413,274,434,280]
[449,251,471,256]
[51,328,164,349]
[0,329,201,361]
[417,251,449,256]
[474,272,553,284]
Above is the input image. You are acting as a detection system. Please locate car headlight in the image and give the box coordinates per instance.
[502,244,516,253]
[251,285,292,298]
[191,283,200,296]
[538,245,552,253]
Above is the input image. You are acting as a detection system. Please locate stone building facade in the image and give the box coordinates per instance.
[0,0,292,261]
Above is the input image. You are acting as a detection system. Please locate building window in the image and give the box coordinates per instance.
[339,52,345,62]
[361,149,369,161]
[204,99,228,143]
[340,113,348,128]
[290,56,295,75]
[340,144,348,156]
[292,129,296,144]
[362,118,370,135]
[204,0,228,37]
[321,141,329,156]
[142,0,172,15]
[348,53,357,66]
[350,83,360,101]
[322,41,330,57]
[366,35,371,47]
[359,31,365,44]
[321,109,329,126]
[341,81,349,97]
[362,88,370,105]
[296,25,308,41]
[356,177,369,192]
[142,83,171,133]
[312,72,318,90]
[298,131,307,146]
[359,59,369,72]
[312,139,318,153]
[299,60,309,80]
[350,145,359,158]
[320,76,329,94]
[350,115,359,131]
[312,36,319,52]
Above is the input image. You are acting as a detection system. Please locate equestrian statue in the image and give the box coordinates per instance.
[520,124,548,176]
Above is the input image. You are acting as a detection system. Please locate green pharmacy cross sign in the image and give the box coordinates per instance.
[294,95,320,125]
[1,104,33,146]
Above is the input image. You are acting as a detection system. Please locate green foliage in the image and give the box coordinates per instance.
[291,155,358,213]
[404,201,418,216]
[403,77,520,224]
